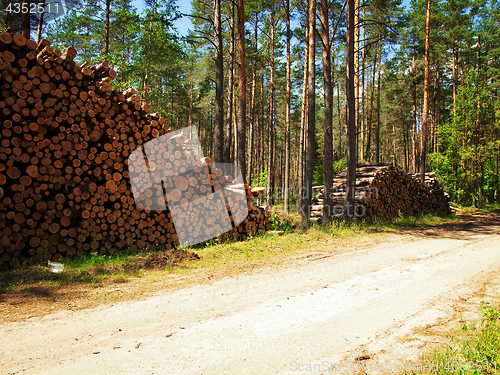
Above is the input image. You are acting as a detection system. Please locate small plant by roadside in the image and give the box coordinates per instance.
[414,302,500,375]
[0,209,461,322]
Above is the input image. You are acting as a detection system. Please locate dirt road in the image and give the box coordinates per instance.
[1,214,500,374]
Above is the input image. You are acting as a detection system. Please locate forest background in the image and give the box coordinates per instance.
[1,0,499,220]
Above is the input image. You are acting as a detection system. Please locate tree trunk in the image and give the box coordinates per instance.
[21,0,31,39]
[302,0,316,224]
[385,123,390,163]
[436,62,442,153]
[354,0,360,161]
[298,0,309,214]
[345,0,356,219]
[420,0,431,183]
[232,65,237,161]
[321,0,333,223]
[224,1,235,164]
[213,0,224,164]
[104,0,111,55]
[393,118,397,166]
[403,119,408,172]
[189,82,193,128]
[360,5,366,161]
[412,45,418,173]
[247,12,257,185]
[266,13,276,206]
[236,0,247,181]
[37,0,46,43]
[365,44,378,161]
[260,74,265,182]
[337,76,342,160]
[495,153,499,204]
[452,44,458,125]
[284,0,291,213]
[375,32,382,164]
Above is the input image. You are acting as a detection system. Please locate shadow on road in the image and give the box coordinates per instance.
[397,212,500,241]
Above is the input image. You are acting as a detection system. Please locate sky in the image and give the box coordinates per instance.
[171,0,413,37]
[173,0,194,36]
[54,0,412,38]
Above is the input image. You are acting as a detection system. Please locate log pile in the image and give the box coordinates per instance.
[311,163,451,219]
[0,32,269,268]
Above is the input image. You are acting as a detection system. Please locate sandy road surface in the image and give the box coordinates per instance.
[1,216,500,374]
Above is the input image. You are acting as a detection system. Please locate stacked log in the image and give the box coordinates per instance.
[0,32,269,268]
[311,163,451,219]
[224,184,271,240]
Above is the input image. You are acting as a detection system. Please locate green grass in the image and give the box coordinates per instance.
[0,211,458,298]
[481,203,500,213]
[0,248,157,294]
[449,202,500,214]
[414,302,500,375]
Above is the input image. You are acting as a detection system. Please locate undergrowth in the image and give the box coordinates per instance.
[0,210,457,296]
[413,302,500,375]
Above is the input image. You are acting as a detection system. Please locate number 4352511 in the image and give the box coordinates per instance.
[4,2,59,14]
[444,361,497,372]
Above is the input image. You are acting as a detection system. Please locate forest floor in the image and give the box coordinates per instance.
[1,210,500,374]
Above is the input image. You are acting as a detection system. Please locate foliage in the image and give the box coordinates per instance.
[333,157,347,175]
[420,301,500,375]
[430,67,500,206]
[44,0,186,124]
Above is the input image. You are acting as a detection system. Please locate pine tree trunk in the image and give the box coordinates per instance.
[393,118,397,166]
[420,0,431,183]
[21,0,31,39]
[403,120,408,172]
[232,72,237,161]
[189,82,193,128]
[321,0,333,223]
[284,0,291,213]
[452,44,458,125]
[412,46,418,173]
[365,45,378,162]
[104,0,111,55]
[385,124,390,163]
[375,32,382,164]
[213,0,224,163]
[346,0,357,219]
[495,153,499,204]
[302,0,316,223]
[435,63,441,153]
[37,0,46,43]
[236,0,246,180]
[266,13,276,206]
[224,1,235,163]
[337,76,342,159]
[360,6,366,162]
[298,0,309,214]
[354,0,360,160]
[247,12,258,185]
[260,74,265,182]
[430,64,439,153]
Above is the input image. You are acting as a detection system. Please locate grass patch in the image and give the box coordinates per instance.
[0,212,456,292]
[0,248,159,296]
[449,202,500,214]
[0,210,459,313]
[415,302,500,375]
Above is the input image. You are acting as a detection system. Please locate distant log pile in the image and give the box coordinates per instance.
[311,163,451,219]
[0,32,269,268]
